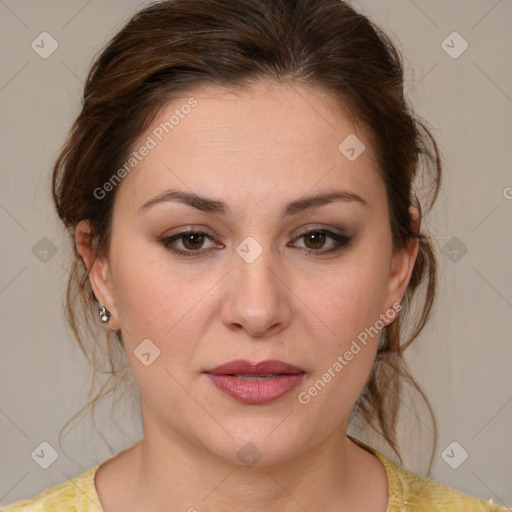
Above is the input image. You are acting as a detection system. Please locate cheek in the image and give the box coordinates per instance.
[110,237,181,328]
[110,244,219,371]
[302,256,390,339]
[116,269,206,339]
[297,268,385,414]
[111,261,208,402]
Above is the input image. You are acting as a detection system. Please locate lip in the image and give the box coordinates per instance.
[204,359,305,375]
[203,359,306,405]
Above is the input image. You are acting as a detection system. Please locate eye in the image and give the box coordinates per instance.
[291,228,352,256]
[159,226,353,258]
[160,229,218,257]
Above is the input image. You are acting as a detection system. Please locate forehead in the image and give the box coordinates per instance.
[114,80,385,217]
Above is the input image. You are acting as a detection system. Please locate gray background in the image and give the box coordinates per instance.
[1,0,511,508]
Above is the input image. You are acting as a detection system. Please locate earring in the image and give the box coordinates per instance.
[99,305,111,323]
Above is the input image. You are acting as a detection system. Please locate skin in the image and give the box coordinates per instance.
[76,79,419,512]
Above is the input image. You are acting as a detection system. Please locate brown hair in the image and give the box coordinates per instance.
[53,0,441,471]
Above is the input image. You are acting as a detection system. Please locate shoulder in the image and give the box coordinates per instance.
[1,465,102,512]
[390,463,510,511]
[347,435,510,512]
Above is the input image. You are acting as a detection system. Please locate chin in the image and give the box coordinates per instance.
[192,416,313,468]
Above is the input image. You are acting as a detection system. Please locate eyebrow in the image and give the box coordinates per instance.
[138,188,369,216]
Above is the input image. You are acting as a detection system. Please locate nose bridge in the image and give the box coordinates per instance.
[234,235,281,307]
[223,235,291,336]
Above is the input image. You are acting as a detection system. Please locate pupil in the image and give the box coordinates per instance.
[184,233,203,249]
[306,232,324,249]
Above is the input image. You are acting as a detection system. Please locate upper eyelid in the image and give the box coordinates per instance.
[164,227,349,250]
[166,225,347,241]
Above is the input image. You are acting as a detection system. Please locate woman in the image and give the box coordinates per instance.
[4,0,508,510]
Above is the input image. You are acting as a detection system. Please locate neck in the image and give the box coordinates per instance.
[125,398,374,512]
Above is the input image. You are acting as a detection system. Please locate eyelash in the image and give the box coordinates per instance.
[159,227,352,258]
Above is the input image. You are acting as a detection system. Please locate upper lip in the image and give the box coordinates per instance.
[204,359,305,375]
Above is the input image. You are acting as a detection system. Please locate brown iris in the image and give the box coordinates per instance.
[303,231,326,250]
[182,232,206,250]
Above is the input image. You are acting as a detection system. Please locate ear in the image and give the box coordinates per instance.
[382,206,420,324]
[75,219,121,330]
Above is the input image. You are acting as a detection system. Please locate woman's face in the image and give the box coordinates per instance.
[80,80,417,466]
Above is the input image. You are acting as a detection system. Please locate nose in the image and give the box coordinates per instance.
[220,244,293,339]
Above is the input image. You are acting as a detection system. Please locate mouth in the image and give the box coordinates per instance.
[203,359,306,405]
[204,358,305,376]
[225,374,284,380]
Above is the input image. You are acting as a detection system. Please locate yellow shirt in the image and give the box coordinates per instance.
[3,436,510,511]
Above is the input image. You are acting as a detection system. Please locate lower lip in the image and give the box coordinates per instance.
[205,373,305,405]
